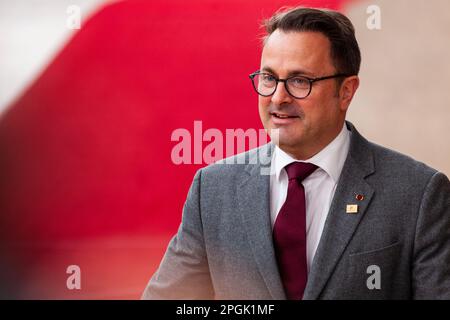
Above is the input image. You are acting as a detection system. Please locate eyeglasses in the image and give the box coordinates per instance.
[249,71,351,99]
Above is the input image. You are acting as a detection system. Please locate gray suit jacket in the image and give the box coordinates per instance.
[142,121,450,299]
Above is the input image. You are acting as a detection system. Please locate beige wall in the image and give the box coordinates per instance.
[345,0,450,176]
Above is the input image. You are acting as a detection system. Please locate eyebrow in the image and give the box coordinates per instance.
[260,66,316,77]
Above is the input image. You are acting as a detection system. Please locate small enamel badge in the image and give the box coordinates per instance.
[346,204,358,214]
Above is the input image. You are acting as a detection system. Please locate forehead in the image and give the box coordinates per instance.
[261,30,334,75]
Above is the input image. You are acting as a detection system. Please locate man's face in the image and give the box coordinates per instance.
[259,30,348,159]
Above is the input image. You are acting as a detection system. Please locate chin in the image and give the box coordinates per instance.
[278,139,299,150]
[270,125,298,141]
[275,134,301,149]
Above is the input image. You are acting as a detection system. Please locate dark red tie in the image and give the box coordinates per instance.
[273,162,318,300]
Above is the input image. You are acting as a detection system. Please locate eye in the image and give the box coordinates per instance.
[261,74,276,82]
[289,77,310,89]
[259,74,277,87]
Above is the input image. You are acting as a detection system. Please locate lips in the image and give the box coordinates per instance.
[270,112,299,119]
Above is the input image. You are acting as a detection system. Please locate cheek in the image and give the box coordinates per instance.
[302,91,337,121]
[258,98,270,117]
[295,100,315,122]
[308,103,340,131]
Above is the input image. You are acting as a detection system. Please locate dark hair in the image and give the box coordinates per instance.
[263,7,361,76]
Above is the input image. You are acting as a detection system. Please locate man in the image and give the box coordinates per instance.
[142,7,450,299]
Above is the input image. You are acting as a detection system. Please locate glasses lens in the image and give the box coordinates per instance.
[252,74,277,96]
[286,77,310,98]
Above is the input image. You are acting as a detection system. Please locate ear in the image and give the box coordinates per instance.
[339,76,359,111]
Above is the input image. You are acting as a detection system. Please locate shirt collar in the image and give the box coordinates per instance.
[273,123,351,183]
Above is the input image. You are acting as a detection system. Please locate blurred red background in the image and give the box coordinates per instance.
[0,0,348,299]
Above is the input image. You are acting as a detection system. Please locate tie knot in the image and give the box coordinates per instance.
[285,162,318,182]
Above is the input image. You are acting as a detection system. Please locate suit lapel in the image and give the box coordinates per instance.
[237,143,286,300]
[303,122,375,299]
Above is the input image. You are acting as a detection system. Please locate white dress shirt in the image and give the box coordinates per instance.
[270,124,351,272]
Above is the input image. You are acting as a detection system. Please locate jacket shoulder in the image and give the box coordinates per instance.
[200,143,273,177]
[367,140,441,183]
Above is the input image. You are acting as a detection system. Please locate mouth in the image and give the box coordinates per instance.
[270,112,299,119]
[269,112,300,123]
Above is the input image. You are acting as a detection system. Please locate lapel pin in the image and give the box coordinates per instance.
[346,204,358,214]
[355,194,364,201]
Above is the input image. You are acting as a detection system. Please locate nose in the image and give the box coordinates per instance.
[271,81,293,106]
